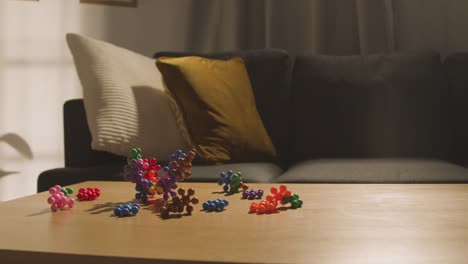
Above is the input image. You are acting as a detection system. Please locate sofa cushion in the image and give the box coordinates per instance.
[156,56,277,164]
[189,163,283,183]
[66,33,190,162]
[292,51,449,162]
[444,53,468,165]
[154,50,293,166]
[276,159,468,183]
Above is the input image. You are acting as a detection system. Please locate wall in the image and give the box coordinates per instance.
[0,0,191,201]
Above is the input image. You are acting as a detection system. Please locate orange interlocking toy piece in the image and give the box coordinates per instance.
[267,185,292,206]
[167,148,197,182]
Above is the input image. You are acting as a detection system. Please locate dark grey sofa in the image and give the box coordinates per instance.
[37,50,468,192]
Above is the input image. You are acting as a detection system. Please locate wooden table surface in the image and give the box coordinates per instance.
[1,181,468,264]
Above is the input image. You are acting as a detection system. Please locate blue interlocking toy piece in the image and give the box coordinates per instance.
[114,203,140,217]
[217,170,234,192]
[202,199,229,212]
[134,178,155,203]
[169,149,187,163]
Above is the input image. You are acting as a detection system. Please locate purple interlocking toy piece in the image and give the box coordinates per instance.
[123,159,144,183]
[242,188,264,200]
[156,166,179,200]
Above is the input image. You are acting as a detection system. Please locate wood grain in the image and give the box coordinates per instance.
[2,182,468,263]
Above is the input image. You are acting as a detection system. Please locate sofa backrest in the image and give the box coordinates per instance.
[65,50,468,169]
[445,53,468,165]
[291,51,451,162]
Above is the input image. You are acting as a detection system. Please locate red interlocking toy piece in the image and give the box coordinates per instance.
[141,157,162,182]
[77,187,101,201]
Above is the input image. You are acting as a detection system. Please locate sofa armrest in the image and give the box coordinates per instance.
[63,99,125,167]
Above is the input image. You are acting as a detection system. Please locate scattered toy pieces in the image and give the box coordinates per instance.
[124,148,197,203]
[249,185,303,214]
[217,170,248,194]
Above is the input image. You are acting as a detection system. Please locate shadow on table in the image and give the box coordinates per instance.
[26,208,52,217]
[86,200,138,216]
[141,198,195,220]
[211,191,239,197]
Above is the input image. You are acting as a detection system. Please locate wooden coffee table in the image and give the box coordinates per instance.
[1,181,468,263]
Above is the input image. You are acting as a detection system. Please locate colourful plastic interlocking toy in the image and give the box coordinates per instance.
[47,185,75,212]
[124,148,197,203]
[156,149,197,200]
[160,188,199,218]
[124,148,163,202]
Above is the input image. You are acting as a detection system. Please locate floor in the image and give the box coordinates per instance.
[0,156,62,201]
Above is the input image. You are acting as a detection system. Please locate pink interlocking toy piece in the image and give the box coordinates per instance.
[47,185,75,212]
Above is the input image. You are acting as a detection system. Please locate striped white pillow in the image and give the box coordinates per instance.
[66,33,190,161]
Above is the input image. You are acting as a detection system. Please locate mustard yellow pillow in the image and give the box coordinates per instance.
[156,56,277,164]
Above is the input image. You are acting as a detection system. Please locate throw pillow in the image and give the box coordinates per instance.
[156,56,277,164]
[66,33,191,161]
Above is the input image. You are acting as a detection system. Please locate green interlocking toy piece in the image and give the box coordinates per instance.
[228,172,248,194]
[60,187,73,197]
[127,148,142,164]
[282,193,303,209]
